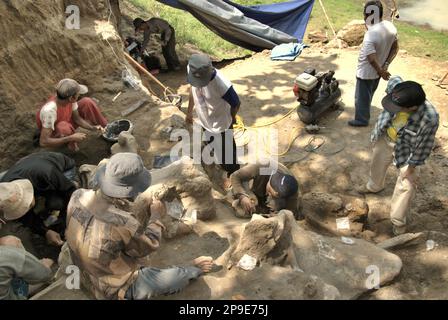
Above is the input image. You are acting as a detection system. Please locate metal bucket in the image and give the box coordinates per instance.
[102,119,134,143]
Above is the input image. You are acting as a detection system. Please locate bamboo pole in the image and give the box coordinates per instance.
[318,0,337,38]
[124,51,175,96]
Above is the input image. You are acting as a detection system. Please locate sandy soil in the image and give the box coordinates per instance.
[137,43,448,299]
[28,11,448,300]
[2,0,447,300]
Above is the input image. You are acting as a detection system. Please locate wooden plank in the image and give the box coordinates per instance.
[378,232,424,250]
[121,100,147,117]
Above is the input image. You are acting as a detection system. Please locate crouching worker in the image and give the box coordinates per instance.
[36,79,108,152]
[1,152,78,247]
[230,160,301,219]
[65,153,213,300]
[0,180,54,300]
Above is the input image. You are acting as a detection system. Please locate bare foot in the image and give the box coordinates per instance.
[193,256,214,273]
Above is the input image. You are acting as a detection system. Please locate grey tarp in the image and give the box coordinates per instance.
[176,0,298,51]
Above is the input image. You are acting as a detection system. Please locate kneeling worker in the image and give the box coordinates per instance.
[0,180,54,300]
[36,79,108,152]
[1,152,78,247]
[66,153,213,300]
[230,160,300,219]
[134,17,181,71]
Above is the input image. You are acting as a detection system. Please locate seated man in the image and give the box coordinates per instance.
[66,153,213,300]
[36,78,108,151]
[230,160,301,219]
[1,152,78,247]
[0,180,54,300]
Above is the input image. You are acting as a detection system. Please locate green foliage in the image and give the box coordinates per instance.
[129,0,448,61]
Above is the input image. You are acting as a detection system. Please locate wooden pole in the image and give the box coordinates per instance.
[439,71,448,85]
[318,0,337,38]
[124,52,175,96]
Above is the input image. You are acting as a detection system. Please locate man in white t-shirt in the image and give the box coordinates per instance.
[186,54,241,188]
[348,0,399,127]
[36,79,108,151]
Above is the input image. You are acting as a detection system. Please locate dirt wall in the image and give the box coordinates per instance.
[0,0,136,169]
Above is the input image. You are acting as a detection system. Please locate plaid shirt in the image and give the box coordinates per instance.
[66,189,164,300]
[371,76,439,168]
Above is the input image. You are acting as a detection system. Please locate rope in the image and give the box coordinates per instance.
[233,107,311,157]
[234,107,297,130]
[124,52,178,102]
[233,109,346,160]
[233,107,297,148]
[263,127,302,156]
[103,2,181,106]
[318,0,337,38]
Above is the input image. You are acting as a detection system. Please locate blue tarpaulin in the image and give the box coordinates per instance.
[225,0,315,41]
[155,0,315,51]
[271,43,309,61]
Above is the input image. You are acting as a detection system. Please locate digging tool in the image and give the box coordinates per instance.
[124,52,182,107]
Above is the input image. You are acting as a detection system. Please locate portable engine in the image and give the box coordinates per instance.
[293,68,342,124]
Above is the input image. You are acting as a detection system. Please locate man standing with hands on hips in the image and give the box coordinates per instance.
[348,0,399,127]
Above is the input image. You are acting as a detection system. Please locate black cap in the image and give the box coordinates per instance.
[270,172,299,198]
[382,81,426,113]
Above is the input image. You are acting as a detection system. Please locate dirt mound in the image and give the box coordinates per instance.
[0,0,150,169]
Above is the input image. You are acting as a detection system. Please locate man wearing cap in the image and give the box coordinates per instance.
[66,153,214,300]
[362,76,439,235]
[133,17,180,71]
[36,78,108,152]
[230,160,301,219]
[348,0,399,127]
[0,180,54,300]
[186,54,241,188]
[1,152,78,247]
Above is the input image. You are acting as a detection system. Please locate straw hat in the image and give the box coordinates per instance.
[0,180,34,221]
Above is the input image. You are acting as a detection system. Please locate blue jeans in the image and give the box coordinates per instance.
[125,266,202,300]
[11,278,29,299]
[354,77,380,124]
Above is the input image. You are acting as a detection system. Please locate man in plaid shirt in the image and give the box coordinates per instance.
[66,153,214,300]
[363,76,439,235]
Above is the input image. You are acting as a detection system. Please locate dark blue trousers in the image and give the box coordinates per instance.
[354,77,380,124]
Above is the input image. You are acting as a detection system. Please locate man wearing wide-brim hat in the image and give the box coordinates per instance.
[1,151,78,247]
[0,180,35,224]
[0,180,54,300]
[360,76,439,235]
[36,78,108,152]
[66,153,213,300]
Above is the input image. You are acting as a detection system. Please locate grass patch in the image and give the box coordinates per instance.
[308,0,448,61]
[128,0,448,61]
[129,0,261,58]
